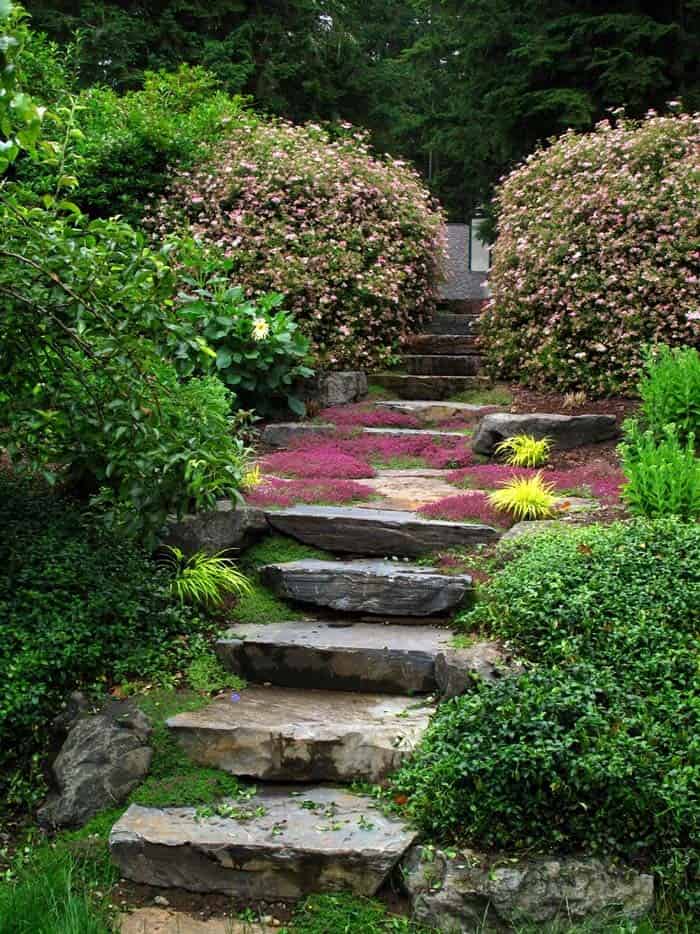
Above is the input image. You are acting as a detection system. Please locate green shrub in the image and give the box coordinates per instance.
[619,424,700,520]
[0,477,213,808]
[484,114,699,394]
[153,119,445,368]
[638,345,700,446]
[20,64,245,223]
[396,520,700,901]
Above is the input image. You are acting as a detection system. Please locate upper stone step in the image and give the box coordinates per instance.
[260,558,472,616]
[216,620,497,694]
[404,334,480,355]
[401,355,482,377]
[264,505,498,557]
[376,400,502,419]
[167,687,434,783]
[370,373,491,401]
[427,313,480,336]
[110,785,417,899]
[261,422,466,449]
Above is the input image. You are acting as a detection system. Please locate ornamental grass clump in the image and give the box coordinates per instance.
[489,472,557,520]
[152,119,446,368]
[161,546,252,608]
[495,434,552,467]
[484,112,700,394]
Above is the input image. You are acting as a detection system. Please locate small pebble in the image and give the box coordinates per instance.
[154,895,170,906]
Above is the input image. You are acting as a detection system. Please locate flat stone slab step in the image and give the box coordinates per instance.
[376,400,502,419]
[265,505,498,556]
[110,786,417,899]
[370,373,491,401]
[261,422,468,449]
[472,412,619,454]
[260,558,472,616]
[218,621,454,693]
[166,688,434,782]
[404,334,480,355]
[401,355,482,377]
[427,313,480,335]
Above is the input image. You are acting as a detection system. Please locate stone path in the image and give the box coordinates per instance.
[112,390,630,923]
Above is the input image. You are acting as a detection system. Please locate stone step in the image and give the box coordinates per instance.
[110,786,417,899]
[217,621,507,695]
[260,558,472,616]
[427,313,480,335]
[404,334,480,355]
[166,687,434,782]
[264,505,498,556]
[376,400,501,419]
[401,354,482,377]
[261,422,467,449]
[370,373,491,401]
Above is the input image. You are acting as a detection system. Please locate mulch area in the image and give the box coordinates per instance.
[509,385,638,421]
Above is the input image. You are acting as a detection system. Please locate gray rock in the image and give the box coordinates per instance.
[261,422,335,449]
[265,506,499,557]
[376,400,499,419]
[109,786,417,899]
[403,335,480,356]
[161,501,267,556]
[260,559,472,616]
[402,846,654,932]
[301,371,368,408]
[217,621,460,694]
[401,355,482,377]
[435,643,520,699]
[167,687,434,783]
[38,702,152,828]
[472,412,618,455]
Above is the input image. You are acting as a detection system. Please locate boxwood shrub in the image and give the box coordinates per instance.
[394,519,700,902]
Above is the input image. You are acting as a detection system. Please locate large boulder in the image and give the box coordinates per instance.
[472,413,618,454]
[38,700,152,828]
[402,846,654,932]
[161,501,267,556]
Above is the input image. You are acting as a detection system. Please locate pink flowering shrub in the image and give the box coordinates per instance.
[419,492,512,528]
[448,465,536,489]
[345,434,474,469]
[448,463,624,503]
[152,119,446,367]
[484,112,700,394]
[245,476,374,507]
[260,443,374,479]
[319,405,421,429]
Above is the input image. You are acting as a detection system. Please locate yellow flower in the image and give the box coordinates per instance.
[252,317,270,341]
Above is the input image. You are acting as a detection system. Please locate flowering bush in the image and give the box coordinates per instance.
[484,112,700,394]
[151,119,446,367]
[319,405,421,429]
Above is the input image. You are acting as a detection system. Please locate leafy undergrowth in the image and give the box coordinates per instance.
[245,476,376,508]
[231,535,331,625]
[418,491,513,528]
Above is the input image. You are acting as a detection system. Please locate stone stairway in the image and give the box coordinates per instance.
[371,299,490,400]
[109,491,509,901]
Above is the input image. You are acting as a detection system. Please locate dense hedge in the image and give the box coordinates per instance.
[395,520,700,901]
[0,477,205,808]
[151,120,446,368]
[483,112,700,394]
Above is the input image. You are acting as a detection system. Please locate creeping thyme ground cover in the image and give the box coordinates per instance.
[485,112,700,394]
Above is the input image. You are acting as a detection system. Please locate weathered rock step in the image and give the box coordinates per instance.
[261,422,469,448]
[427,313,480,335]
[167,687,434,783]
[265,505,498,557]
[370,373,491,401]
[401,355,482,377]
[376,400,501,419]
[404,334,480,355]
[260,558,472,616]
[110,786,417,900]
[217,621,506,695]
